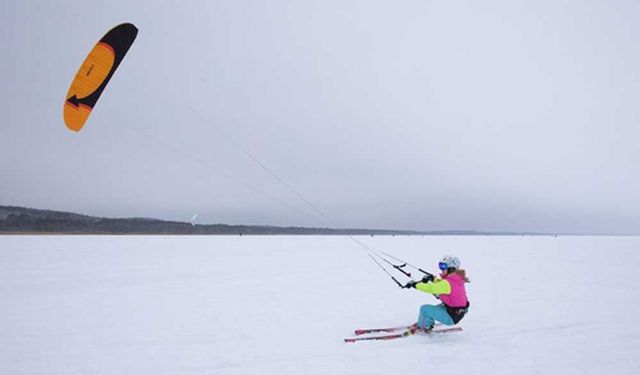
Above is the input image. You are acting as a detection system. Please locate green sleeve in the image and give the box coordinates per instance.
[415,279,451,295]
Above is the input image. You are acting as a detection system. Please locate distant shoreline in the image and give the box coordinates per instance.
[2,232,638,237]
[1,205,637,236]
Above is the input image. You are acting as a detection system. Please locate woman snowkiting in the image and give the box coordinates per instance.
[404,255,470,331]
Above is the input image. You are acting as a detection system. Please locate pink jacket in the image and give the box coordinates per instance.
[439,272,468,308]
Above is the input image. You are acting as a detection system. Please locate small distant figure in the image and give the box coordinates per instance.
[404,255,470,331]
[190,213,198,227]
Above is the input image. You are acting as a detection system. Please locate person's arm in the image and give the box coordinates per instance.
[415,279,451,295]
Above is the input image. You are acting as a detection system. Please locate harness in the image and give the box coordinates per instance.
[444,301,470,324]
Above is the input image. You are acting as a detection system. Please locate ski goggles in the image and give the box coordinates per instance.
[438,262,449,271]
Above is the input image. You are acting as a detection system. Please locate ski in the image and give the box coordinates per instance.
[353,322,449,336]
[344,326,463,343]
[354,325,416,336]
[345,328,417,343]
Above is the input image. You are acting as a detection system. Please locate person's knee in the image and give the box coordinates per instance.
[420,304,435,315]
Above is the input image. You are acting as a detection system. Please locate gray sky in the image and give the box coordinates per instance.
[2,0,639,233]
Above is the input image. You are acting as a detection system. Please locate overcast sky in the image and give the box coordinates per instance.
[1,0,639,233]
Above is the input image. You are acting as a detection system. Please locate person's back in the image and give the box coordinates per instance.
[439,270,468,308]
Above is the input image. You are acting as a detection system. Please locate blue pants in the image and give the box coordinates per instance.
[417,303,454,329]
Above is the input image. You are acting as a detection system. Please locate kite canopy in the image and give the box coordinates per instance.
[63,23,138,132]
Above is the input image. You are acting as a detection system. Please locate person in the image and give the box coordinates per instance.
[404,255,470,331]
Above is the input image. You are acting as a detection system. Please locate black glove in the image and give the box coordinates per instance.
[404,280,417,289]
[421,273,435,283]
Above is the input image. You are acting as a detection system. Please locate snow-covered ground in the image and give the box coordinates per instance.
[1,235,639,374]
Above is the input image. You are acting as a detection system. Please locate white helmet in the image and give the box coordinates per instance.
[439,255,460,271]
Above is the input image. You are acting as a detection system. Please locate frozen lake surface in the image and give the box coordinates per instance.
[1,235,639,374]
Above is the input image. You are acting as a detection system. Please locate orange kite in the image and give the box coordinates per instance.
[63,23,138,132]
